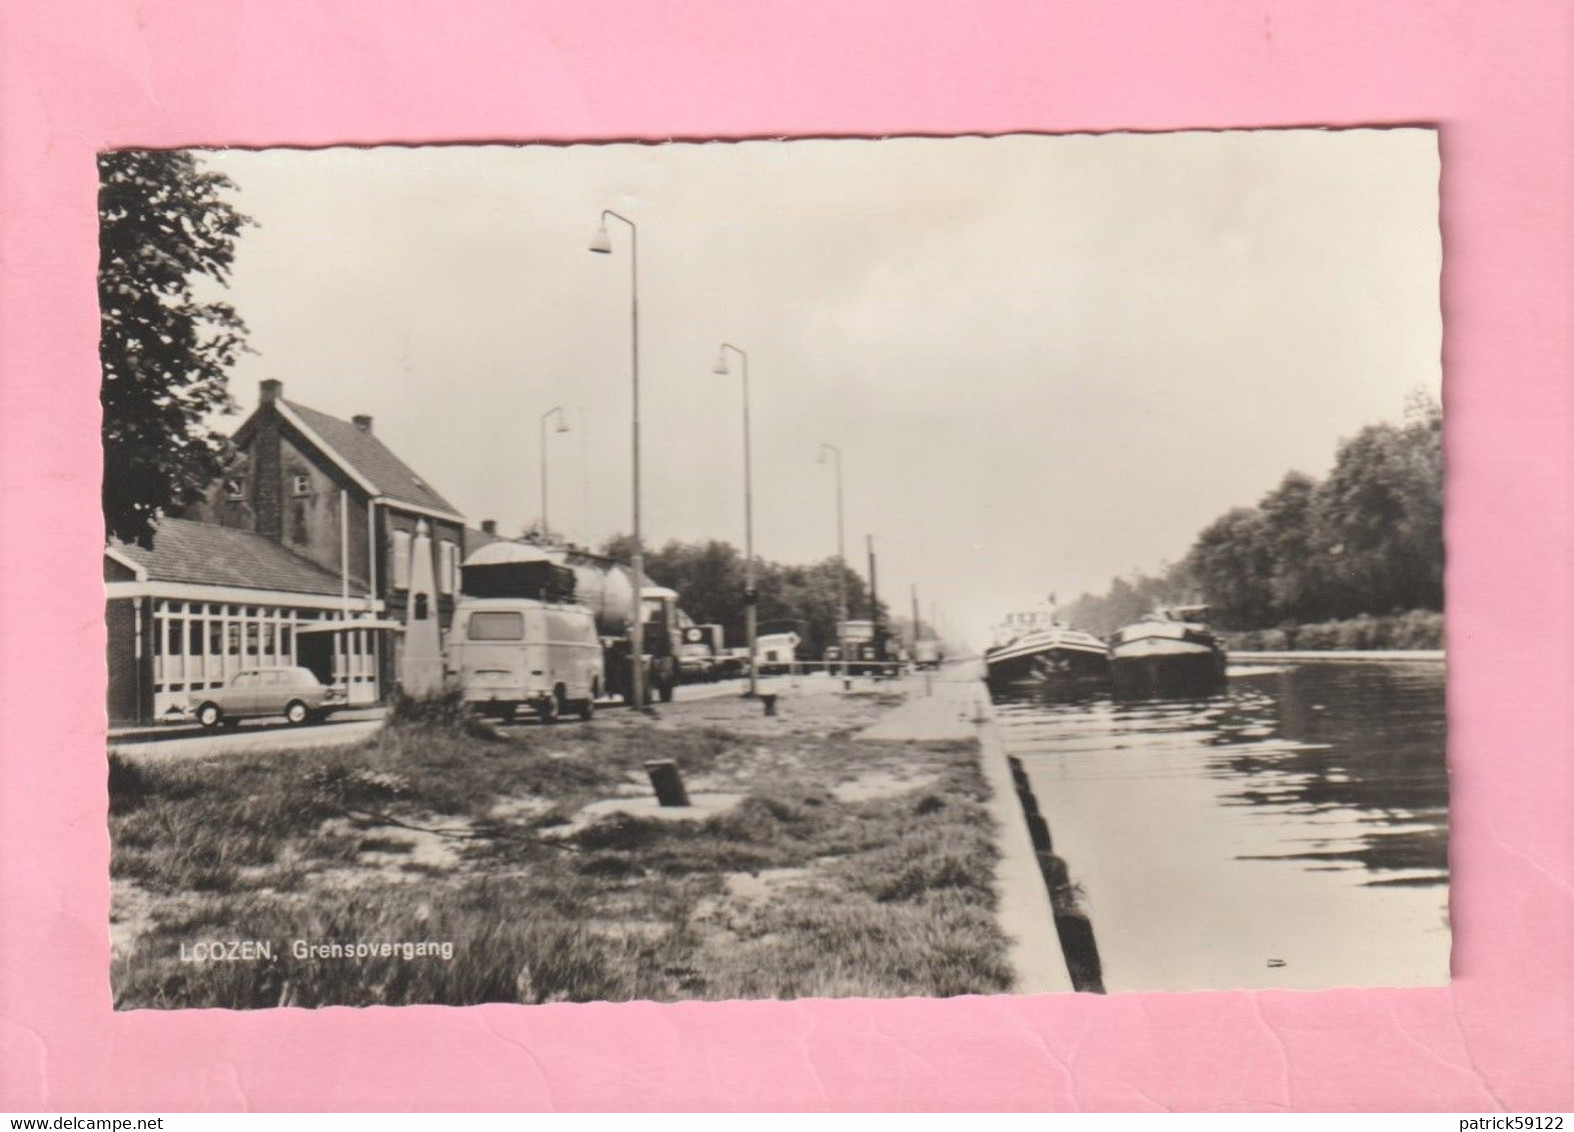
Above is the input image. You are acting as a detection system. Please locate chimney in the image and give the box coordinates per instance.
[480,520,497,536]
[254,382,283,541]
[352,414,373,434]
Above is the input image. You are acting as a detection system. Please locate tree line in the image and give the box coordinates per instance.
[1062,393,1443,636]
[599,535,892,657]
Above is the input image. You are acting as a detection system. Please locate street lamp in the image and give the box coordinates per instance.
[538,406,570,541]
[817,443,847,684]
[712,343,758,698]
[589,209,648,710]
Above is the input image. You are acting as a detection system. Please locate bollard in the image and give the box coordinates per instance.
[760,693,778,717]
[643,759,690,807]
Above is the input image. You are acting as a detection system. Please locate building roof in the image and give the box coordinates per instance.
[282,400,463,518]
[111,519,347,596]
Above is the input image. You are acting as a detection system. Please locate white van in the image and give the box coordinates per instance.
[447,597,603,722]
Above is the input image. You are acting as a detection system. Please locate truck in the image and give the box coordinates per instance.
[824,619,898,676]
[453,541,682,713]
[677,622,735,683]
[911,638,944,670]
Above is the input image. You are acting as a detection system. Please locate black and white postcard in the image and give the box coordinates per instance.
[101,131,1447,1007]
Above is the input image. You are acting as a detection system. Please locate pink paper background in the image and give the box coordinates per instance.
[2,0,1571,1112]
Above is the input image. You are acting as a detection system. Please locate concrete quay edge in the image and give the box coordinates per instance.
[1230,649,1444,663]
[970,687,1075,995]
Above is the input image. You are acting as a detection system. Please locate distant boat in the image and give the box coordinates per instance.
[1109,605,1227,697]
[984,608,1110,689]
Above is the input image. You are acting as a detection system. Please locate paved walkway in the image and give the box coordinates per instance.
[857,672,987,742]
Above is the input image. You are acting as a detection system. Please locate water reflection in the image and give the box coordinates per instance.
[992,662,1448,887]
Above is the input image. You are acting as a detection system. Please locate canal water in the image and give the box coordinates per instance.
[992,660,1450,992]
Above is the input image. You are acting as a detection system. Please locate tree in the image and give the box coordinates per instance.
[645,540,750,642]
[599,533,637,563]
[756,558,878,657]
[100,150,252,547]
[1184,507,1277,628]
[1256,471,1326,620]
[1314,406,1443,615]
[1071,396,1444,632]
[598,534,882,655]
[1060,561,1193,636]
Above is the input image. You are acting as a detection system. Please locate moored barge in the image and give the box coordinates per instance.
[985,609,1111,689]
[1109,604,1227,697]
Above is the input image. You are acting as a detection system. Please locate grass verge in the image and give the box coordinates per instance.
[110,690,1012,1007]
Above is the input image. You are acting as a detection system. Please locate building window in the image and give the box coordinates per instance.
[225,477,245,500]
[292,473,310,496]
[415,593,430,621]
[440,540,458,595]
[391,529,411,591]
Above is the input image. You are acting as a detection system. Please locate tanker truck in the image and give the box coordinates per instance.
[452,541,682,715]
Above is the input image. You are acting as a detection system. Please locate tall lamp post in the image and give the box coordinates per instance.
[817,443,847,683]
[712,343,758,698]
[538,406,570,540]
[589,210,647,709]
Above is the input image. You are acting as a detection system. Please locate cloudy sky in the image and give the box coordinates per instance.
[198,130,1440,647]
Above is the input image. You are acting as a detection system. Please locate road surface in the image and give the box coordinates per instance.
[106,677,835,759]
[110,714,385,760]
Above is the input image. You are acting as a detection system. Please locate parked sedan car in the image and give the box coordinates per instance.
[191,666,344,729]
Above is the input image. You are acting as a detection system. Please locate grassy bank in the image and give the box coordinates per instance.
[1221,609,1442,653]
[110,688,1012,1008]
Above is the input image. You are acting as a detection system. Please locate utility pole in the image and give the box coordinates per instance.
[866,534,882,667]
[817,444,846,684]
[713,344,757,698]
[539,406,569,541]
[910,582,921,649]
[589,210,647,709]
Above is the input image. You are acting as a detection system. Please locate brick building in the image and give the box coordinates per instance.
[105,379,468,725]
